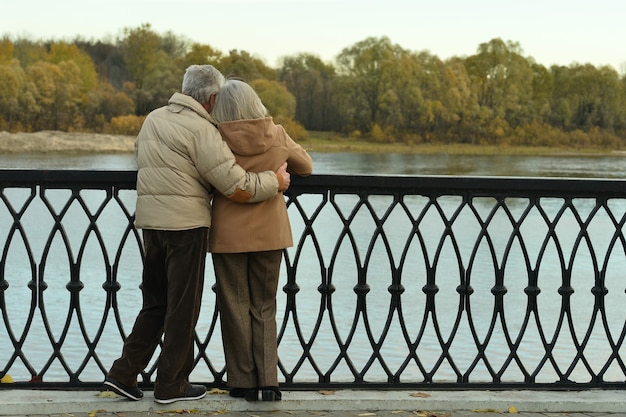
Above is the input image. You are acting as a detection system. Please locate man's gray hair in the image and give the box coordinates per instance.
[182,65,225,104]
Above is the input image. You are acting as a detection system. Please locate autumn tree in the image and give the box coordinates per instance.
[0,37,14,64]
[177,43,223,69]
[46,42,98,95]
[279,53,336,131]
[0,60,25,130]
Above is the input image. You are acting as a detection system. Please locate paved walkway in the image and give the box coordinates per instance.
[1,388,625,417]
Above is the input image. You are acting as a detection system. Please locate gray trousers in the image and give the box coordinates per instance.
[212,250,282,388]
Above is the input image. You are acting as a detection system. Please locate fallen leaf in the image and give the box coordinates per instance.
[97,391,119,398]
[410,392,431,398]
[207,388,228,395]
[357,413,376,416]
[471,409,500,413]
[318,390,336,395]
[508,405,518,414]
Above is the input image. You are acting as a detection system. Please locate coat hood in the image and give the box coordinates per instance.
[218,117,277,156]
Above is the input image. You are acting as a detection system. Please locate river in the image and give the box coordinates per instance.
[1,151,625,178]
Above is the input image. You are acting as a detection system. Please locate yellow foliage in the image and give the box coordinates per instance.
[274,116,308,141]
[104,115,145,136]
[370,123,386,143]
[207,387,227,395]
[0,373,13,383]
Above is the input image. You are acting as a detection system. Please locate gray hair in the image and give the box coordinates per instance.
[212,79,269,123]
[181,65,225,104]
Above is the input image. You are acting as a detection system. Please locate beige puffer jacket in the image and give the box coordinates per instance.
[209,117,313,253]
[135,92,279,231]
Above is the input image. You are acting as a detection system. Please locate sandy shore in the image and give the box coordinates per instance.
[0,131,135,153]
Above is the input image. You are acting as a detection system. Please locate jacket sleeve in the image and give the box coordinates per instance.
[281,126,313,176]
[193,125,279,203]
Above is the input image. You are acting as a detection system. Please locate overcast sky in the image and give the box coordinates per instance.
[3,0,626,72]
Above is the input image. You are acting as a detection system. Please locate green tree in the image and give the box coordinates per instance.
[279,53,336,130]
[138,50,181,113]
[119,23,161,90]
[250,79,295,118]
[76,39,130,90]
[218,49,277,81]
[551,64,626,132]
[335,36,408,135]
[464,38,536,133]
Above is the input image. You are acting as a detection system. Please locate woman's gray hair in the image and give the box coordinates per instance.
[182,65,225,104]
[212,79,269,123]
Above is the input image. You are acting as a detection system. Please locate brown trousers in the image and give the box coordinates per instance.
[108,227,208,398]
[212,250,282,388]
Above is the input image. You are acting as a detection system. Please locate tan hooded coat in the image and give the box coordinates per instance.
[209,117,313,253]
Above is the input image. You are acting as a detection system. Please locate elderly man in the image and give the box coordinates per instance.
[103,65,290,404]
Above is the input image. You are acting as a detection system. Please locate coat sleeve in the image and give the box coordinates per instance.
[281,126,313,176]
[192,125,279,203]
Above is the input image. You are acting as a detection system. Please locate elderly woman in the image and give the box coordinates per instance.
[210,79,313,401]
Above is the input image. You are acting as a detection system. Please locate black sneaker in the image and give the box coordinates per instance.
[103,376,144,401]
[154,383,207,404]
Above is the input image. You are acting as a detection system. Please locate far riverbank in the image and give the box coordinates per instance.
[1,130,623,156]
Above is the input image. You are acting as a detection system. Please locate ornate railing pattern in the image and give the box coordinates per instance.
[1,170,625,390]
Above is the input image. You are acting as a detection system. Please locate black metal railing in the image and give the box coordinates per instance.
[1,170,625,390]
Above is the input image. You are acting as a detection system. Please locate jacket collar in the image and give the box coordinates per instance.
[168,92,214,123]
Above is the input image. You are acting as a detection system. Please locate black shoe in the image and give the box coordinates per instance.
[228,387,250,397]
[103,376,143,401]
[261,386,281,401]
[229,387,258,401]
[245,388,259,402]
[154,384,207,404]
